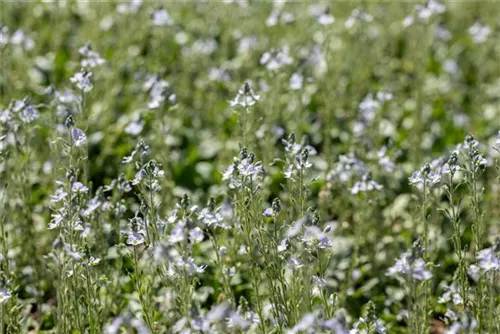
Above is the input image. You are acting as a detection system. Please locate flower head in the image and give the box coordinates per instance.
[71,128,87,147]
[229,82,260,108]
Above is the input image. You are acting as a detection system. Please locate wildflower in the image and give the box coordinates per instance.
[402,0,445,27]
[409,162,443,191]
[20,105,38,123]
[169,223,185,244]
[126,214,146,246]
[124,120,144,136]
[289,72,303,90]
[416,0,445,20]
[189,227,204,244]
[351,173,383,195]
[322,317,348,333]
[208,67,231,82]
[351,317,386,334]
[227,311,251,331]
[377,146,396,172]
[0,288,12,304]
[443,150,460,175]
[198,206,225,229]
[445,309,458,321]
[185,257,207,275]
[317,12,335,25]
[238,158,263,177]
[438,284,463,306]
[260,46,293,72]
[327,153,366,183]
[386,248,432,281]
[277,238,288,252]
[312,275,327,289]
[10,29,34,50]
[116,0,142,14]
[83,256,101,267]
[152,7,173,26]
[435,24,452,41]
[71,128,87,147]
[132,169,147,185]
[469,22,490,44]
[266,8,295,27]
[49,209,65,230]
[476,246,500,272]
[127,232,145,246]
[309,5,335,25]
[288,257,304,270]
[229,82,260,108]
[263,198,281,217]
[288,313,316,334]
[345,8,373,28]
[283,164,294,179]
[147,78,170,109]
[281,133,298,153]
[287,218,304,238]
[0,109,11,124]
[189,38,218,56]
[70,69,93,92]
[237,35,258,55]
[51,188,68,203]
[72,181,89,194]
[79,43,105,68]
[296,148,313,170]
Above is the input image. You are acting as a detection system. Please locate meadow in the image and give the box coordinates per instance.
[1,1,500,333]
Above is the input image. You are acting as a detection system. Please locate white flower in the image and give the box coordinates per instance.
[351,174,383,195]
[126,232,145,246]
[0,289,12,304]
[289,72,303,90]
[229,82,260,108]
[317,13,334,25]
[152,8,173,26]
[260,46,293,72]
[79,44,105,67]
[132,169,147,185]
[116,0,143,14]
[72,182,89,194]
[476,247,500,272]
[288,313,316,334]
[71,128,87,147]
[70,70,93,92]
[20,105,39,123]
[387,251,432,281]
[124,120,144,136]
[345,8,373,28]
[469,22,490,44]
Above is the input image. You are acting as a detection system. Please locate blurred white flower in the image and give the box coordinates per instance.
[469,22,490,44]
[152,8,173,26]
[260,45,293,72]
[289,72,303,90]
[124,120,144,136]
[345,8,373,28]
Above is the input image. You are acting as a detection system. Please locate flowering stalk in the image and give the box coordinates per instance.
[132,245,155,333]
[387,241,432,334]
[443,151,469,308]
[229,81,260,149]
